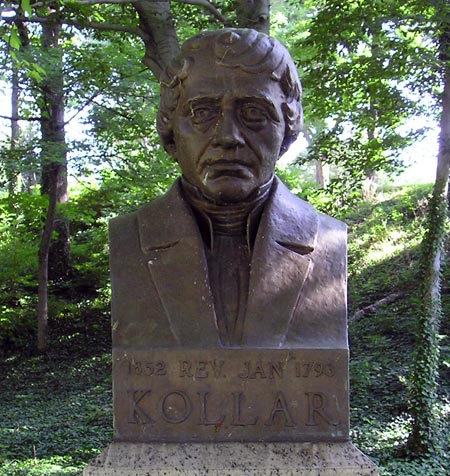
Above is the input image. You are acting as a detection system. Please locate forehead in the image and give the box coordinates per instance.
[178,62,285,105]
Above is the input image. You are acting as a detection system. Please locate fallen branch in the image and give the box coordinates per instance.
[350,292,402,323]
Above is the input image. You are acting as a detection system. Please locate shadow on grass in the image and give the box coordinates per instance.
[0,316,113,476]
[1,183,448,475]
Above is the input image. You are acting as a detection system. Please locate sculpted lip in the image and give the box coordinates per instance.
[203,161,254,179]
[200,159,254,178]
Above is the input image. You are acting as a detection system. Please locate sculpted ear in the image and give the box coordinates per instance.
[157,111,177,159]
[280,134,295,156]
[280,101,303,156]
[164,141,177,159]
[159,132,177,160]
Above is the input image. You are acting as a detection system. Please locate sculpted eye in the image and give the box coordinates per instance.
[239,104,269,126]
[191,106,218,124]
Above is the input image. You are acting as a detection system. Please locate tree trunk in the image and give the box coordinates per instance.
[37,17,68,352]
[40,19,70,282]
[363,101,378,201]
[37,164,60,353]
[133,0,180,80]
[407,25,450,456]
[362,170,377,201]
[236,0,270,34]
[315,159,330,189]
[8,63,20,208]
[133,1,272,79]
[362,31,381,202]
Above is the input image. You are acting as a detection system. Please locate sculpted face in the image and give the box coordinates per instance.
[171,58,286,203]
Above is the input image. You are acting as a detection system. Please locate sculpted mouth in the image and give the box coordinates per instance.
[203,160,253,179]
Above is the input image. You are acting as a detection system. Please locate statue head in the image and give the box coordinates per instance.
[157,28,303,203]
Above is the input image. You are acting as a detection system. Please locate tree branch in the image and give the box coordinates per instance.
[9,15,147,40]
[59,18,146,38]
[64,91,102,126]
[133,0,181,79]
[349,292,402,323]
[73,0,138,4]
[0,114,42,122]
[173,0,229,24]
[63,0,229,24]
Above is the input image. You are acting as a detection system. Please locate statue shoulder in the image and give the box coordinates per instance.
[317,210,347,235]
[315,210,347,271]
[109,181,180,236]
[273,177,347,236]
[109,210,138,242]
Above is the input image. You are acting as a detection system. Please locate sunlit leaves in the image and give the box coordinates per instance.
[8,27,20,49]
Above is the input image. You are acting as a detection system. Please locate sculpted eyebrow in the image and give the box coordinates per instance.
[238,96,281,122]
[181,95,281,122]
[182,96,222,115]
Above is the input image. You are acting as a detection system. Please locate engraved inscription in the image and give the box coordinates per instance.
[129,359,336,379]
[160,391,192,423]
[295,362,335,378]
[129,361,167,376]
[125,389,340,428]
[305,392,340,427]
[178,360,226,378]
[114,349,349,442]
[128,390,154,424]
[238,360,285,379]
[264,391,294,427]
[231,391,258,426]
[197,391,226,425]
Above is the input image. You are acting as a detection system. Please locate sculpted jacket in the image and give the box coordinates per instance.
[109,177,348,349]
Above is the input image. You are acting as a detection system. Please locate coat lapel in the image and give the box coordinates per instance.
[137,180,220,346]
[243,179,318,347]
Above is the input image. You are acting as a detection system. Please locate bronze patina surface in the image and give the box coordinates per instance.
[109,29,347,350]
[109,28,349,444]
[113,348,349,443]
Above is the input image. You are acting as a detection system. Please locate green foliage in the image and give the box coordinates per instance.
[0,183,447,475]
[0,192,45,353]
[382,457,448,476]
[345,184,449,471]
[408,181,450,456]
[0,351,112,475]
[296,127,407,214]
[276,161,366,217]
[347,187,431,419]
[275,163,317,198]
[272,0,441,202]
[172,0,234,40]
[347,185,431,296]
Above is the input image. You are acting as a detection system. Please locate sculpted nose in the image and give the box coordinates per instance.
[212,111,245,148]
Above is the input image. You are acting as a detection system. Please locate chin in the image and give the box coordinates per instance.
[202,178,256,204]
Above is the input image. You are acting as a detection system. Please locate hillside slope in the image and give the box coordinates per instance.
[0,184,448,475]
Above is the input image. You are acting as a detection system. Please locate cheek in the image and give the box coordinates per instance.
[176,121,214,151]
[254,127,285,155]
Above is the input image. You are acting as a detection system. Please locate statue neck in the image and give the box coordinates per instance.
[180,176,273,248]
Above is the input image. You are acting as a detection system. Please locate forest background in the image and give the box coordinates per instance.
[0,0,449,475]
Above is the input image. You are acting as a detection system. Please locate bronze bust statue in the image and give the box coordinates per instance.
[109,28,347,349]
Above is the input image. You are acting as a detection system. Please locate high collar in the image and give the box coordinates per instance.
[136,176,321,347]
[137,176,318,256]
[180,176,273,251]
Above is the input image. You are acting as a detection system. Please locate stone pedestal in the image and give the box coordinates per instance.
[84,441,378,476]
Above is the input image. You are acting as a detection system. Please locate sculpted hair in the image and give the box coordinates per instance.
[157,28,303,156]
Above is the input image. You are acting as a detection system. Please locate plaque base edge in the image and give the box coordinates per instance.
[84,441,379,476]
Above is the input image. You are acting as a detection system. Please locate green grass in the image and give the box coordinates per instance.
[346,184,449,474]
[0,183,449,475]
[0,335,112,475]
